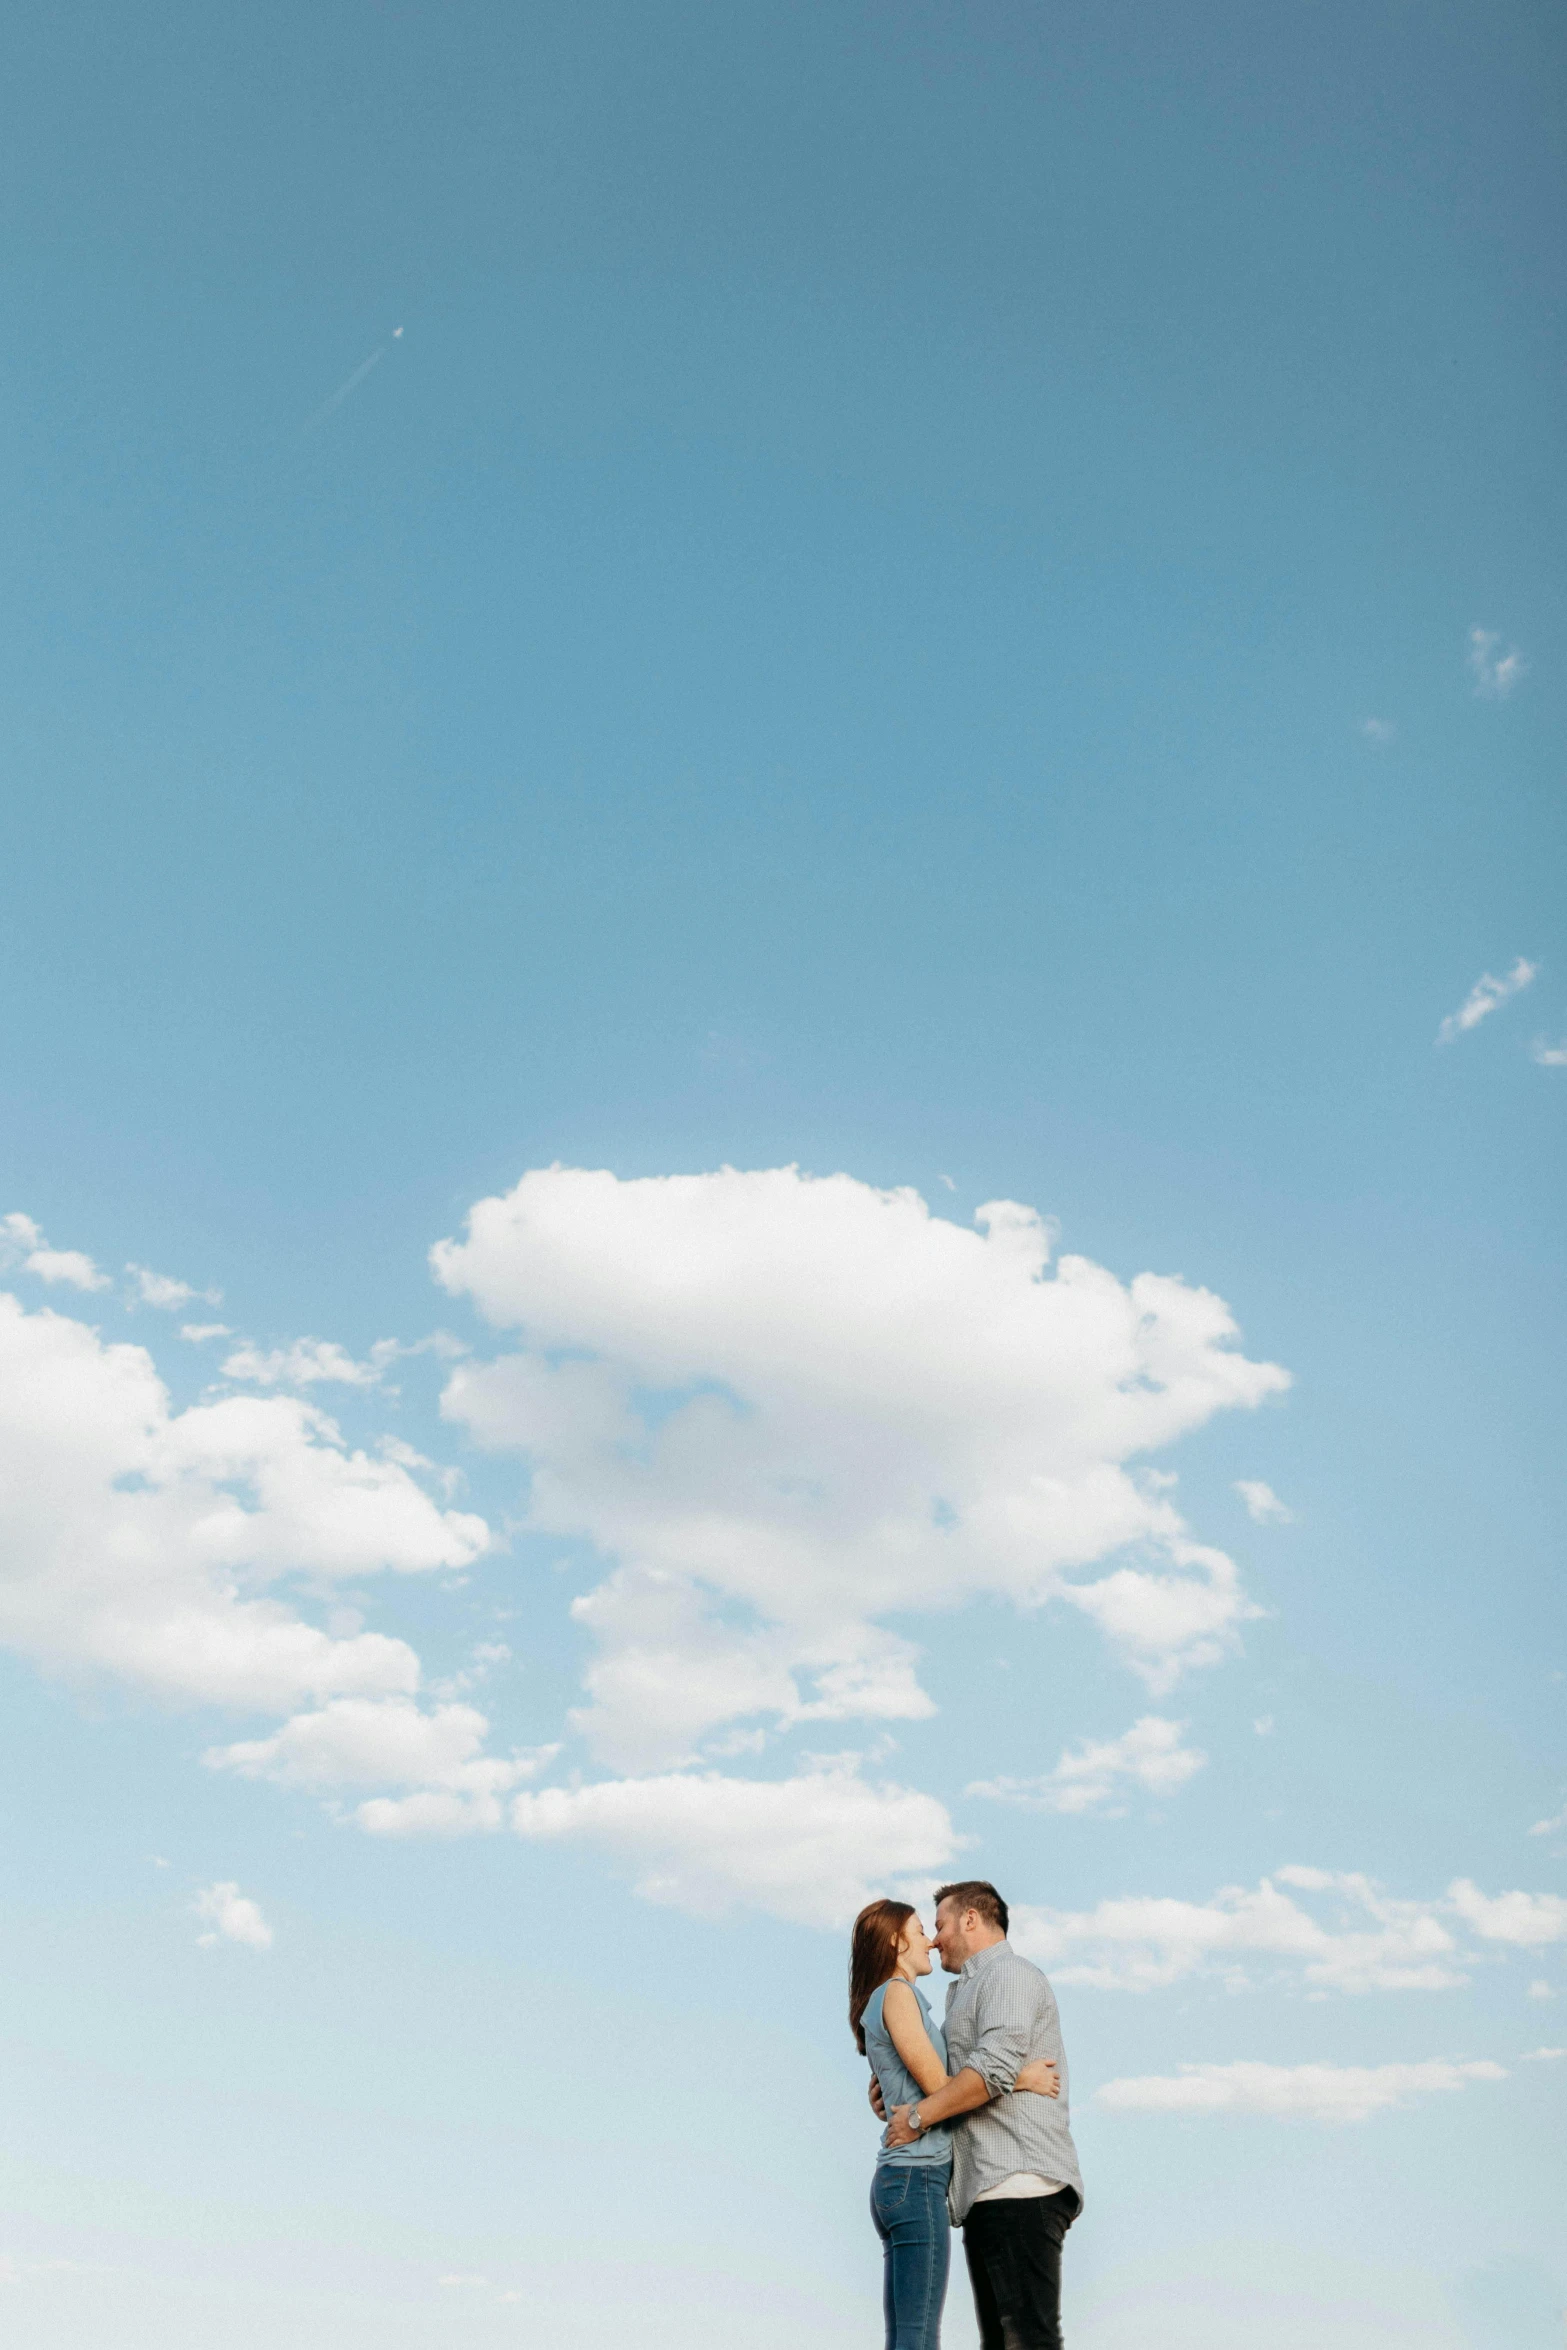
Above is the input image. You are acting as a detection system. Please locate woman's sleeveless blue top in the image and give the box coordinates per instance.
[862,1980,952,2168]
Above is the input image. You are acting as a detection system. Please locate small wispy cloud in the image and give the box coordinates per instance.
[180,1322,232,1343]
[0,2253,76,2287]
[431,1637,515,1698]
[968,1715,1205,1817]
[1436,958,1537,1045]
[1360,718,1396,742]
[1234,1479,1293,1525]
[1448,1879,1567,1947]
[0,1211,109,1292]
[1522,2045,1566,2063]
[434,2271,524,2308]
[1467,627,1527,700]
[221,1335,401,1389]
[193,1881,273,1950]
[221,1329,464,1390]
[1529,1803,1567,1838]
[1530,1037,1567,1070]
[126,1263,222,1311]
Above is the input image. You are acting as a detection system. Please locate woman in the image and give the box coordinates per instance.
[850,1899,1058,2350]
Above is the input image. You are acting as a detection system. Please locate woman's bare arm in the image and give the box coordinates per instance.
[867,2043,1057,2118]
[880,1981,951,2096]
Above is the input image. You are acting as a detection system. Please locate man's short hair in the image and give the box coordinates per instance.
[934,1879,1009,1935]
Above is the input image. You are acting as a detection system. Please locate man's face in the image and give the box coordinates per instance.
[933,1898,971,1972]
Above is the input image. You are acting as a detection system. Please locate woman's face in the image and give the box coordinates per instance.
[896,1914,934,1976]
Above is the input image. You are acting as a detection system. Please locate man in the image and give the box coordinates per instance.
[880,1879,1083,2350]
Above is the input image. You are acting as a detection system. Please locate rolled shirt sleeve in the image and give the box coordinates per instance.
[964,1979,1033,2097]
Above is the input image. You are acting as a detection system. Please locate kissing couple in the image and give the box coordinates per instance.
[850,1878,1084,2350]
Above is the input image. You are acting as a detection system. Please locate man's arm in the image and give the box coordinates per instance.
[884,2066,991,2148]
[870,2058,1057,2126]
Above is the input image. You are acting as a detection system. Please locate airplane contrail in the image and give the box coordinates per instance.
[299,326,403,437]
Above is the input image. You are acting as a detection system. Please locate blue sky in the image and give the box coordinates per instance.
[1,2,1563,2343]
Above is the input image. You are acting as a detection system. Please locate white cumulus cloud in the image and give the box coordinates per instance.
[1012,1867,1465,1994]
[193,1880,273,1949]
[1467,627,1526,699]
[434,1167,1288,1769]
[1234,1479,1293,1524]
[1531,1038,1567,1069]
[207,1697,556,1833]
[0,1290,487,1713]
[1097,2057,1505,2124]
[508,1755,959,1927]
[968,1715,1205,1816]
[1437,958,1537,1045]
[1011,1868,1567,1994]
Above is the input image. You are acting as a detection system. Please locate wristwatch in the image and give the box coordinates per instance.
[907,2104,925,2134]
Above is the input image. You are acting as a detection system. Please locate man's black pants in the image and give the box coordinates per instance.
[962,2188,1079,2350]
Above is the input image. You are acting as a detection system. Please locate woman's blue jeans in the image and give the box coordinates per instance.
[870,2160,951,2350]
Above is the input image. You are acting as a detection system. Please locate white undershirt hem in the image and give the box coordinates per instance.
[972,2171,1067,2203]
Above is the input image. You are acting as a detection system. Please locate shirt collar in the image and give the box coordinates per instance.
[959,1937,1010,1980]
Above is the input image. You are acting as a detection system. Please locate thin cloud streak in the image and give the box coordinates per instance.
[299,327,402,437]
[1436,958,1537,1045]
[1097,2056,1506,2124]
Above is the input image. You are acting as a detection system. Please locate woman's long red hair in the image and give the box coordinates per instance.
[848,1898,914,2053]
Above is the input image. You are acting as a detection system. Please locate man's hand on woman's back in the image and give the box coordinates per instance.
[1016,2060,1059,2098]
